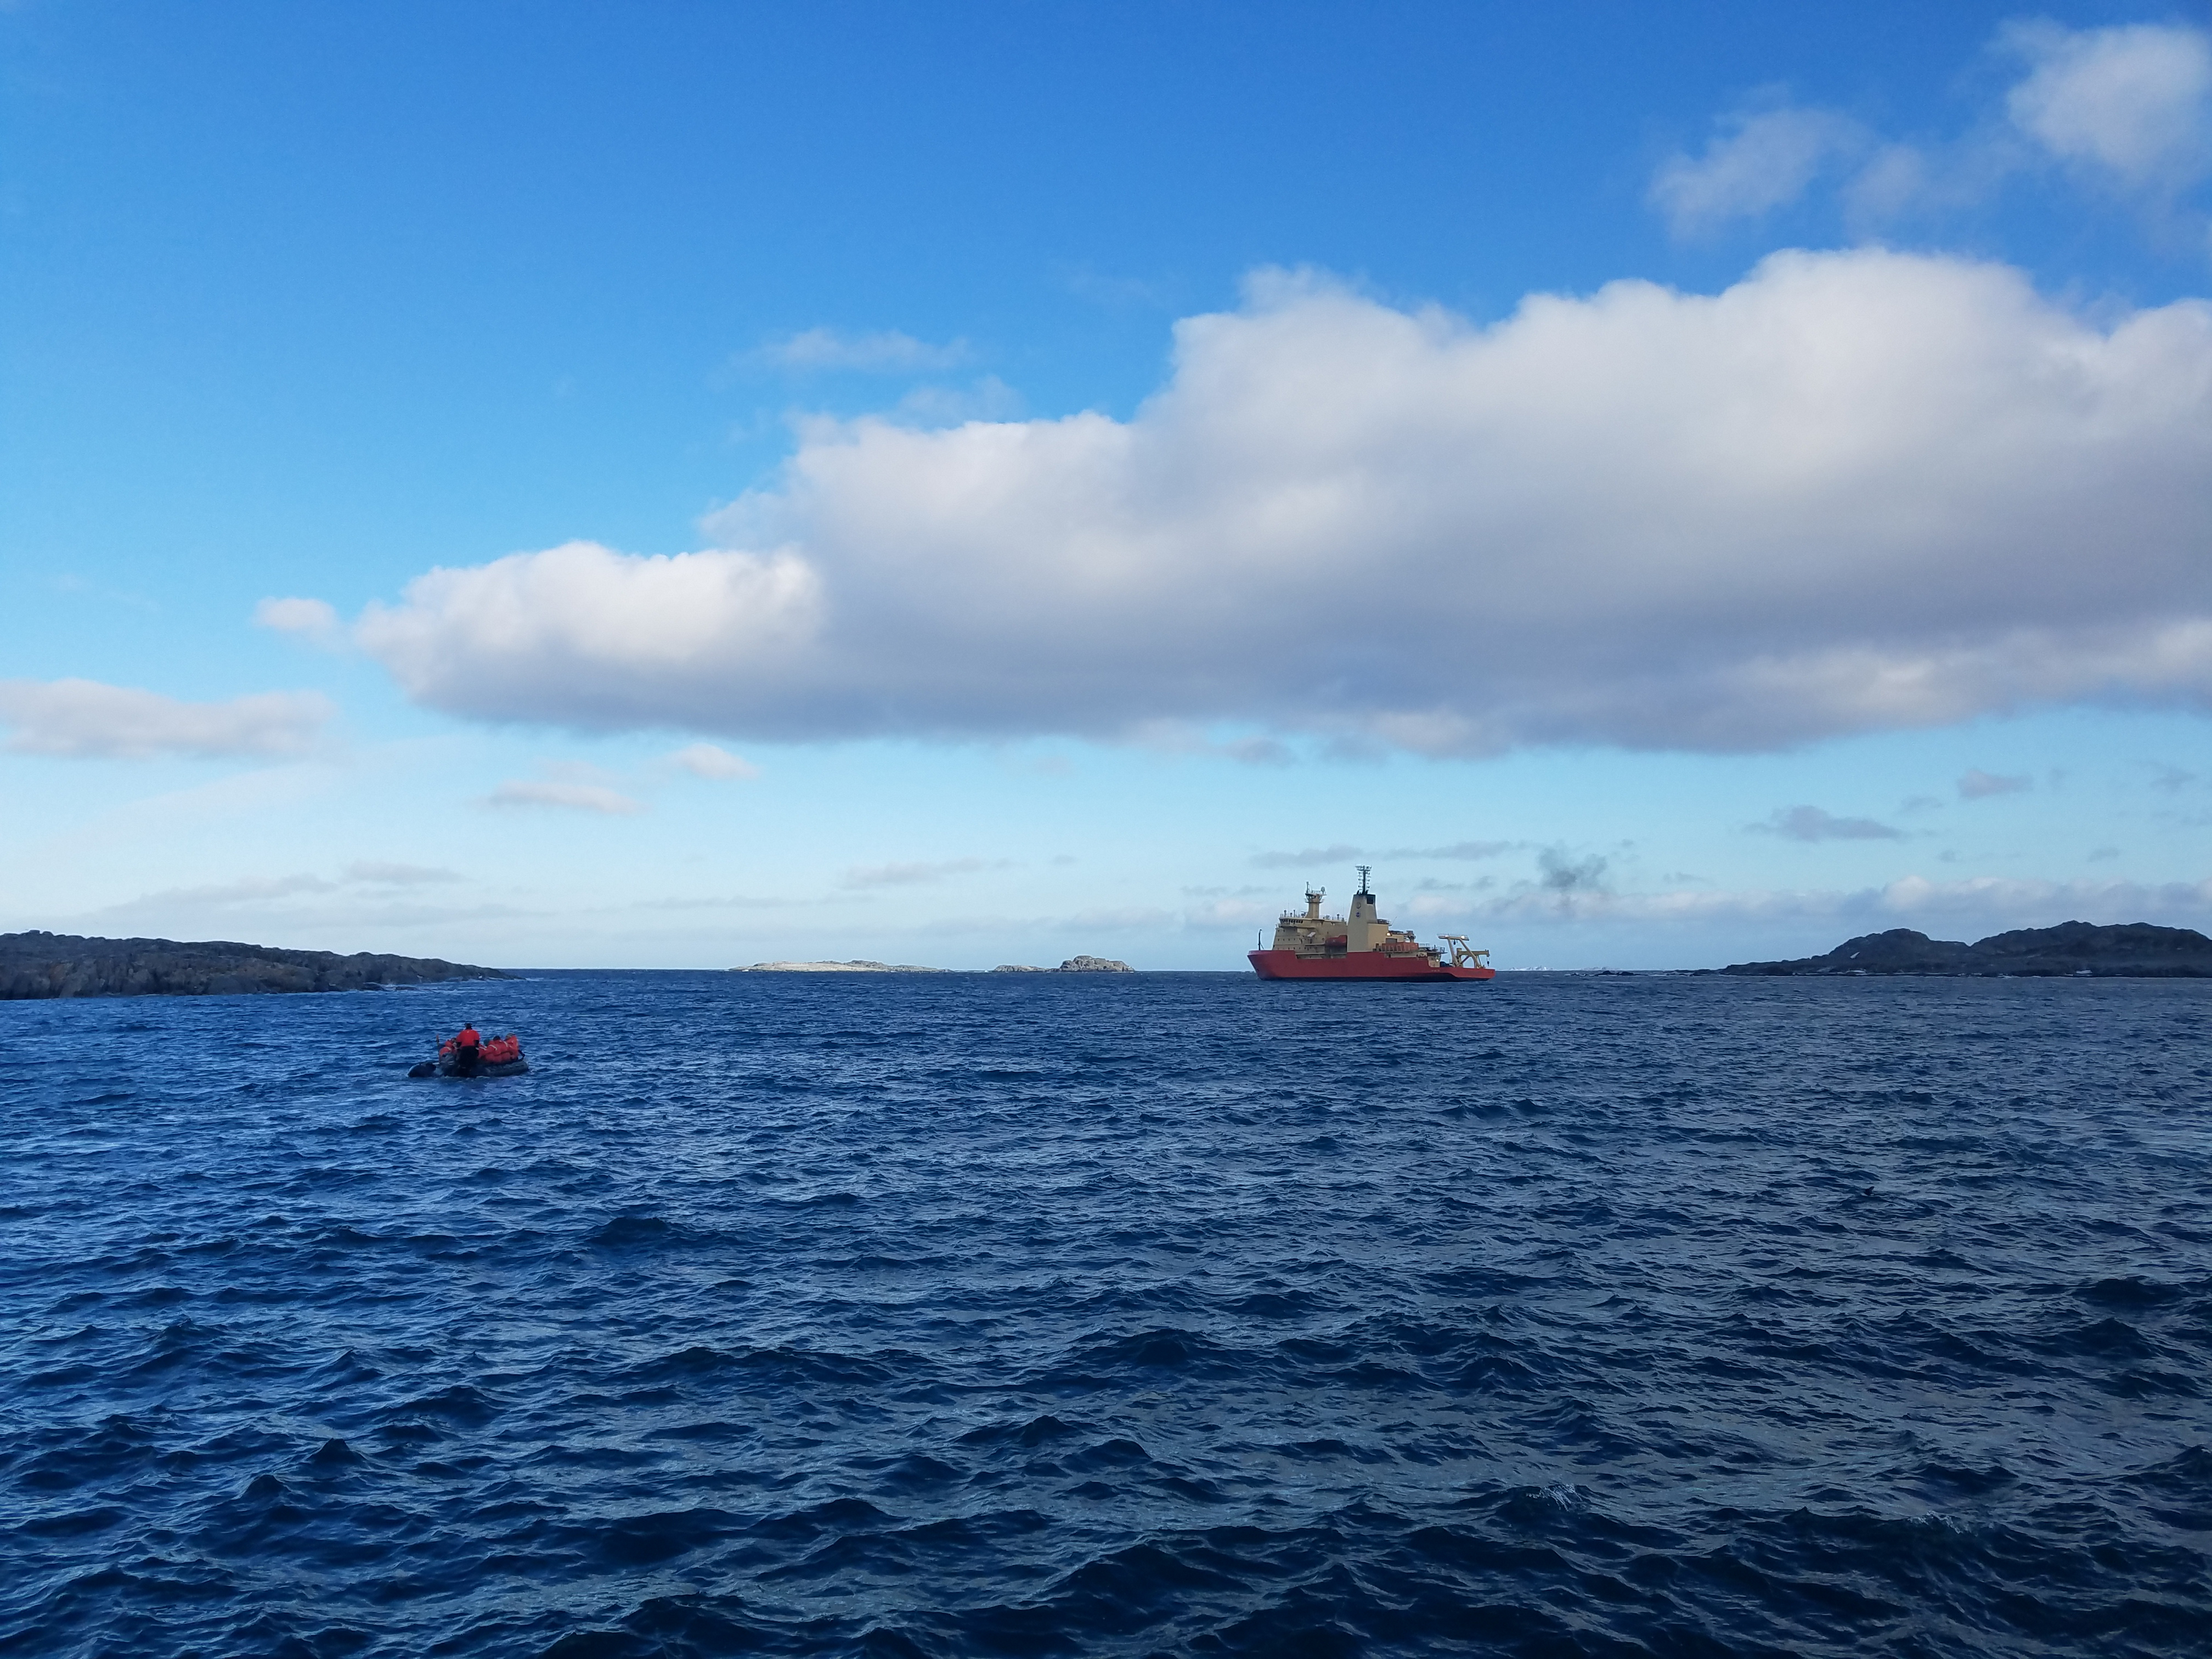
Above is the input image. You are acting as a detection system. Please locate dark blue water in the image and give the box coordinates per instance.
[4,972,2209,1657]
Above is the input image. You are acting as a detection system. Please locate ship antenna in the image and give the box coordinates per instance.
[1356,864,1372,895]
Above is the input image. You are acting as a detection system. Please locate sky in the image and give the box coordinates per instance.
[3,0,2209,970]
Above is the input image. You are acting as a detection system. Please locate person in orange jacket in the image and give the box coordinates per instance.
[453,1022,482,1076]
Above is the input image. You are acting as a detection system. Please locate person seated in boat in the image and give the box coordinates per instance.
[452,1022,482,1075]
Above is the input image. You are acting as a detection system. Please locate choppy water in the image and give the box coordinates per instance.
[3,970,2209,1657]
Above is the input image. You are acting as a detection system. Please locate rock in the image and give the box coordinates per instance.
[0,930,508,1000]
[1721,922,2212,978]
[990,964,1047,973]
[1054,956,1133,973]
[733,960,947,973]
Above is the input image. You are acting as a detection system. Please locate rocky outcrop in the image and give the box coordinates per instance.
[0,930,509,1000]
[1722,922,2212,978]
[991,957,1135,973]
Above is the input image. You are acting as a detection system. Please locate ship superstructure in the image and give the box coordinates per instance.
[1248,866,1494,981]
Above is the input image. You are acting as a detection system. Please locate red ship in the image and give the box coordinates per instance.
[1248,867,1494,981]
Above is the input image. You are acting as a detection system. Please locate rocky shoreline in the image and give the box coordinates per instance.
[1722,921,2212,978]
[0,930,510,1000]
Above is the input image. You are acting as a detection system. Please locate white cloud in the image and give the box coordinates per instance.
[1957,767,2032,799]
[254,595,345,647]
[1649,104,1866,234]
[484,778,644,815]
[840,857,995,888]
[2004,21,2212,190]
[345,860,462,884]
[108,873,340,909]
[665,741,759,780]
[0,679,334,759]
[1756,805,1905,842]
[758,328,971,373]
[348,251,2212,757]
[357,541,822,730]
[894,375,1024,426]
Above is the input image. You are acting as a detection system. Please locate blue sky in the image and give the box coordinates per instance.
[3,1,2209,969]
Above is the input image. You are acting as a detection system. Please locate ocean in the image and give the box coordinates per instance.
[3,970,2207,1656]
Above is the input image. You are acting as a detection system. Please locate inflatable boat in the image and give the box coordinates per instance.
[407,1032,529,1078]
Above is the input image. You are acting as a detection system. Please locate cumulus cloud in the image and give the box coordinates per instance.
[1957,767,2032,799]
[665,741,759,780]
[758,328,971,373]
[1657,23,2212,236]
[1757,805,1905,842]
[0,678,334,759]
[484,779,644,815]
[348,250,2212,757]
[2004,21,2212,191]
[1649,104,1867,234]
[254,596,345,647]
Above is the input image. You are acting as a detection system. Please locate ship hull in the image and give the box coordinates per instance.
[1248,950,1494,981]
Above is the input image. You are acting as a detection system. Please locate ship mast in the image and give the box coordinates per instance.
[1356,864,1372,896]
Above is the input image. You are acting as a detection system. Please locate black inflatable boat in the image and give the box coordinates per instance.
[408,1032,529,1078]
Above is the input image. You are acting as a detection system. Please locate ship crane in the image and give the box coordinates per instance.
[1437,935,1491,969]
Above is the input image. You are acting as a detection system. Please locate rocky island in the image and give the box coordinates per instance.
[0,930,510,999]
[736,956,1135,973]
[734,960,949,973]
[990,956,1135,973]
[1722,921,2212,978]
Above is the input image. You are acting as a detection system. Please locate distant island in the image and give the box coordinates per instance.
[735,960,949,973]
[736,956,1135,973]
[0,930,510,999]
[1722,921,2212,978]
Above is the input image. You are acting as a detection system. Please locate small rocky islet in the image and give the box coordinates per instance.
[1721,920,2212,977]
[0,930,509,1000]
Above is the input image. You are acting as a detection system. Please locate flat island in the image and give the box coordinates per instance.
[734,960,950,973]
[1723,921,2212,978]
[0,930,509,999]
[736,956,1134,973]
